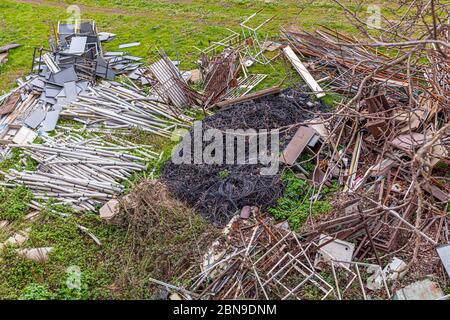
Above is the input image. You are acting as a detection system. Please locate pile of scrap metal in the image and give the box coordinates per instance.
[162,85,329,227]
[60,80,193,138]
[0,20,152,139]
[281,27,414,96]
[150,211,393,300]
[0,20,194,214]
[0,43,20,65]
[154,5,449,299]
[1,130,158,212]
[186,11,281,109]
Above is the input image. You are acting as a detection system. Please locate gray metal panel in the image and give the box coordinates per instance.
[68,37,87,55]
[149,58,189,108]
[123,55,143,61]
[104,52,124,56]
[41,110,60,132]
[24,107,47,129]
[437,244,450,277]
[51,66,78,85]
[118,42,141,49]
[63,81,78,102]
[44,85,64,98]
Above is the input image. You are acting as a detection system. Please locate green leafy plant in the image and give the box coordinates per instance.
[19,283,54,300]
[268,170,336,230]
[218,169,230,179]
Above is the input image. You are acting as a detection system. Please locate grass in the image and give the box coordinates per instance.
[0,0,384,93]
[0,200,128,299]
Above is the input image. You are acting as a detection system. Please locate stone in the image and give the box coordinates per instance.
[188,69,201,84]
[99,199,120,223]
[393,279,444,300]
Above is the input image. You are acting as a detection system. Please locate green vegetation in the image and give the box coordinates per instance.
[0,148,37,174]
[19,283,54,300]
[0,200,128,299]
[268,170,337,230]
[0,0,386,93]
[0,186,33,221]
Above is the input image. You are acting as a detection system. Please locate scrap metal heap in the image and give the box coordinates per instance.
[162,86,330,227]
[153,2,449,299]
[0,20,193,212]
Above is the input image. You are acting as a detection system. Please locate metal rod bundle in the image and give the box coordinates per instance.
[2,131,156,211]
[60,81,193,137]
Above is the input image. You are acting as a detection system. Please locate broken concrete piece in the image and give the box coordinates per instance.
[314,234,355,268]
[188,69,201,84]
[393,279,444,300]
[436,244,450,277]
[367,257,407,291]
[169,293,182,300]
[0,228,30,250]
[99,199,120,223]
[16,247,53,263]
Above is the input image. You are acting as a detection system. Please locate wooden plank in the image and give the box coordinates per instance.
[215,86,280,108]
[0,91,21,116]
[0,43,20,54]
[282,46,325,98]
[279,126,317,165]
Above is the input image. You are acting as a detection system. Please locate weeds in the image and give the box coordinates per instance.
[0,186,33,221]
[268,170,336,230]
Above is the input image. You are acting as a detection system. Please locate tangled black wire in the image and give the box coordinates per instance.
[162,85,330,226]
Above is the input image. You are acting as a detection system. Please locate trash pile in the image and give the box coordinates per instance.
[162,86,330,226]
[0,19,192,213]
[281,27,412,96]
[1,131,156,211]
[153,3,449,300]
[150,211,393,300]
[0,2,449,300]
[60,81,192,138]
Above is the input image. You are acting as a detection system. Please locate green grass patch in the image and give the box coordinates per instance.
[0,186,33,221]
[0,200,128,299]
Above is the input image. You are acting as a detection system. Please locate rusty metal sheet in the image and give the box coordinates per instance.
[149,58,189,108]
[0,91,21,116]
[279,126,316,165]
